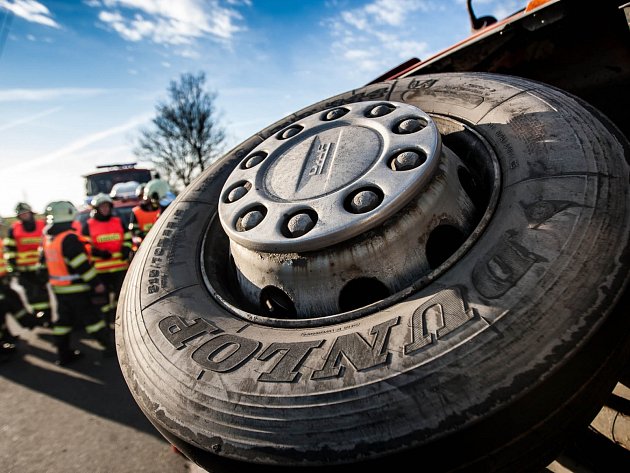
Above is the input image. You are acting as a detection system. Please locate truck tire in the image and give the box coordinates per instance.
[116,72,630,473]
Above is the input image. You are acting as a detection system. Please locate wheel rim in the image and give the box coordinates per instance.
[205,105,501,323]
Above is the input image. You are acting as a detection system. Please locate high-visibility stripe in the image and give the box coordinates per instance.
[102,301,117,311]
[3,238,16,246]
[16,259,40,267]
[4,251,17,258]
[0,294,4,301]
[52,326,73,335]
[50,274,81,282]
[85,319,106,334]
[31,302,50,310]
[17,255,40,261]
[92,251,123,260]
[52,284,90,294]
[16,250,40,264]
[93,258,128,272]
[95,265,128,273]
[69,253,88,268]
[18,250,39,255]
[16,265,41,272]
[82,267,98,282]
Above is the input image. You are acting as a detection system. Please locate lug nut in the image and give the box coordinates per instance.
[395,118,426,134]
[279,126,302,140]
[349,189,381,214]
[324,108,349,121]
[367,104,395,117]
[227,184,249,203]
[237,210,265,231]
[391,151,425,171]
[286,212,315,238]
[243,153,266,169]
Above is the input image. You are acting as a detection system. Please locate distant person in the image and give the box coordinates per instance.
[2,202,53,327]
[41,201,114,365]
[145,171,173,206]
[1,217,39,361]
[81,193,132,327]
[143,177,175,213]
[128,183,160,253]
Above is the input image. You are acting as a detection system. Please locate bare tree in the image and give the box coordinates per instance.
[135,72,226,187]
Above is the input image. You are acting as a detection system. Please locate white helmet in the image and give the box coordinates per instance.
[46,201,78,224]
[90,192,114,208]
[144,179,170,201]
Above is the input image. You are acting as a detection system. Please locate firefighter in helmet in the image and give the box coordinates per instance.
[2,202,53,327]
[1,217,39,361]
[81,193,132,327]
[143,177,175,213]
[128,183,159,252]
[41,201,114,365]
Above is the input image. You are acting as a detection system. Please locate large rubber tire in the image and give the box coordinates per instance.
[116,72,630,472]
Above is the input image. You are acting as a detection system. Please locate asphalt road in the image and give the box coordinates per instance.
[0,318,193,473]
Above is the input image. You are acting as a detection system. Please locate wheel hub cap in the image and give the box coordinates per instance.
[218,101,478,318]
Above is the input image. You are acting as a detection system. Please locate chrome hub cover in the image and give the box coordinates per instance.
[218,101,477,318]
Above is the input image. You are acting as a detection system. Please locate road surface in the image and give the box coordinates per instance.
[2,297,629,473]
[0,318,192,473]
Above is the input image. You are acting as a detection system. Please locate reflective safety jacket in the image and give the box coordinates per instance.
[131,205,160,236]
[43,230,98,294]
[86,217,131,273]
[7,219,45,272]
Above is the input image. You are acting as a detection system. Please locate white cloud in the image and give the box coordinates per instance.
[93,0,247,49]
[340,11,368,31]
[0,0,60,28]
[340,0,431,30]
[328,0,434,75]
[3,113,151,174]
[0,87,106,102]
[0,106,61,131]
[364,0,430,26]
[178,48,199,59]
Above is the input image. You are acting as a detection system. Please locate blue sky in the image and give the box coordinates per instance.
[0,0,524,217]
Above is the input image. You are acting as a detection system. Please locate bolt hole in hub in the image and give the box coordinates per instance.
[208,102,499,324]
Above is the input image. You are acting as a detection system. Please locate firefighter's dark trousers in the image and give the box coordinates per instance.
[97,270,127,328]
[0,282,34,338]
[52,291,114,362]
[18,271,52,326]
